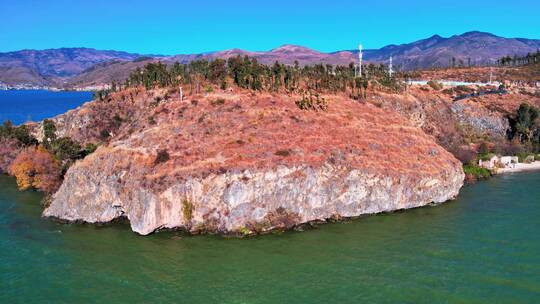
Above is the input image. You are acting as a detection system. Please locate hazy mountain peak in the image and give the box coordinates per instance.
[460,31,498,38]
[218,48,248,54]
[270,45,320,54]
[417,34,446,47]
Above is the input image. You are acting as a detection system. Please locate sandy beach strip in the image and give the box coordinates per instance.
[495,161,540,174]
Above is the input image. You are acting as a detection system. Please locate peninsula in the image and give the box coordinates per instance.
[1,35,539,235]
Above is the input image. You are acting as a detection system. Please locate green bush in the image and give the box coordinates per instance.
[112,114,123,128]
[94,89,110,101]
[517,152,535,163]
[295,92,328,111]
[42,119,57,142]
[0,121,38,146]
[154,149,170,165]
[210,98,225,106]
[0,120,13,138]
[275,149,291,157]
[50,137,82,161]
[463,164,491,179]
[182,198,193,222]
[82,143,98,156]
[99,129,110,140]
[427,80,443,91]
[379,76,404,92]
[478,153,495,161]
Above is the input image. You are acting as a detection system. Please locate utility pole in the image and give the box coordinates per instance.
[356,44,363,78]
[389,56,394,77]
[489,59,494,85]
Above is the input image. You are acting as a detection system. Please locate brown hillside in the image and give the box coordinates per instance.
[43,87,464,235]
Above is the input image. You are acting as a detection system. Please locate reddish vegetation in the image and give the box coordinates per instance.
[46,72,540,194]
[9,146,62,193]
[49,87,461,194]
[46,87,160,144]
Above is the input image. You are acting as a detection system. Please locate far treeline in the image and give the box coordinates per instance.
[498,50,540,67]
[96,56,405,101]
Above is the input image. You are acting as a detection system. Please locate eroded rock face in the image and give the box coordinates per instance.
[368,88,540,147]
[46,162,463,235]
[451,99,509,138]
[44,90,465,235]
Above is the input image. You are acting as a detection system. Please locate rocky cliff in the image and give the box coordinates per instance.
[365,86,540,151]
[43,89,464,235]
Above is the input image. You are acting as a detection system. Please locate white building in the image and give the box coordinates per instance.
[479,155,519,169]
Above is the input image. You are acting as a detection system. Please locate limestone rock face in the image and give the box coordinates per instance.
[451,99,509,138]
[45,161,463,235]
[43,90,465,235]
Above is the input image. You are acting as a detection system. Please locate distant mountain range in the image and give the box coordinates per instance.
[361,31,540,69]
[1,31,539,88]
[0,48,142,86]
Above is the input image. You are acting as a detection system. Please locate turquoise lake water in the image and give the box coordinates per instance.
[1,173,539,303]
[1,90,539,303]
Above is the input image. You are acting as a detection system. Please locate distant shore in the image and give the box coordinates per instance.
[0,84,99,92]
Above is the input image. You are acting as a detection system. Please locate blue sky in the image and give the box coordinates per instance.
[1,0,539,54]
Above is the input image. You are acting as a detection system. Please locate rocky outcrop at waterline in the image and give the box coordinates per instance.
[43,89,464,235]
[46,162,463,235]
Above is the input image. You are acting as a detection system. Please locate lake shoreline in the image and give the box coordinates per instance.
[0,86,97,92]
[494,161,540,174]
[2,169,539,302]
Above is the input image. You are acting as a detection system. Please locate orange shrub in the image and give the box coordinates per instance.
[9,145,62,193]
